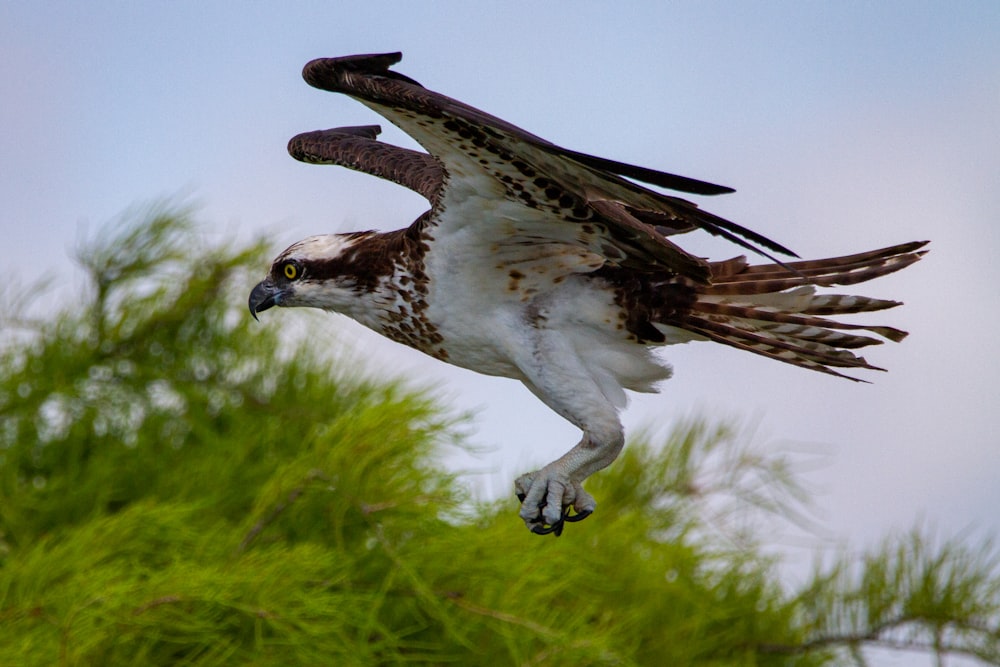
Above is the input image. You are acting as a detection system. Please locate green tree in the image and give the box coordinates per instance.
[0,205,997,666]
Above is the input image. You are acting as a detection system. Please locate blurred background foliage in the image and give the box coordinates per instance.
[0,205,997,666]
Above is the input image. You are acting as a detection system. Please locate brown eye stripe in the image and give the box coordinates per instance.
[286,227,427,291]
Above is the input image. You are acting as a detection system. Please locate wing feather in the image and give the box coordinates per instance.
[287,125,444,204]
[298,52,799,283]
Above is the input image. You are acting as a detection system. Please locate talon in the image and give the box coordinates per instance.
[515,468,596,535]
[531,520,564,537]
[563,508,592,523]
[528,506,590,536]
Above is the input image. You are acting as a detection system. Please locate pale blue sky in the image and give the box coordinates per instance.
[3,2,1000,598]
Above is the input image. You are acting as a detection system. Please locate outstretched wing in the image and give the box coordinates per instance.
[294,52,799,283]
[288,125,445,205]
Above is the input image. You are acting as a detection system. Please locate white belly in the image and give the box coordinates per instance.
[414,192,675,400]
[424,264,673,404]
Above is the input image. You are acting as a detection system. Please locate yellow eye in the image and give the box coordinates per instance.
[283,262,299,280]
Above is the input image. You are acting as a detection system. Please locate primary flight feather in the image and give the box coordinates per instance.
[250,52,927,536]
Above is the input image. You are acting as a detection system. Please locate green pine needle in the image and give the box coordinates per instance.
[0,204,997,666]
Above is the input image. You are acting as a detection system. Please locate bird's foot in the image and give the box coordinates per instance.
[514,467,595,537]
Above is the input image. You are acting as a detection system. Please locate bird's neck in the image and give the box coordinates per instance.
[335,225,444,358]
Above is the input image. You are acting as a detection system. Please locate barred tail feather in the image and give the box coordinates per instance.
[677,241,927,380]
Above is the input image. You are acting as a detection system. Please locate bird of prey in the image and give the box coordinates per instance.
[249,52,927,536]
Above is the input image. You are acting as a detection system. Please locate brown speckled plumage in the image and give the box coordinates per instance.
[249,52,928,535]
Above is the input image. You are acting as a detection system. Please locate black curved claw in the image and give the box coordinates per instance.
[563,508,592,523]
[528,507,592,537]
[531,521,564,537]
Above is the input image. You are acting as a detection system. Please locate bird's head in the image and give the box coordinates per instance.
[249,232,378,320]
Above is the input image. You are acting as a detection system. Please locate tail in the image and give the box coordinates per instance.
[676,241,929,381]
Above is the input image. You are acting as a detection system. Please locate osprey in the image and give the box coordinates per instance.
[250,52,927,536]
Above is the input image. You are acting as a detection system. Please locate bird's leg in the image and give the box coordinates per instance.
[510,327,626,535]
[514,426,624,536]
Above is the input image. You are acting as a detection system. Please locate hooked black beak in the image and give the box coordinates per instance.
[249,279,279,322]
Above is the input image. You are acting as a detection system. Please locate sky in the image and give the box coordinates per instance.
[3,1,999,603]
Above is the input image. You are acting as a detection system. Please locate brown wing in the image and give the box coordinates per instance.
[287,125,445,204]
[297,52,799,283]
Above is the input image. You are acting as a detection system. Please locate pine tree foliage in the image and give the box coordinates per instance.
[0,205,997,666]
